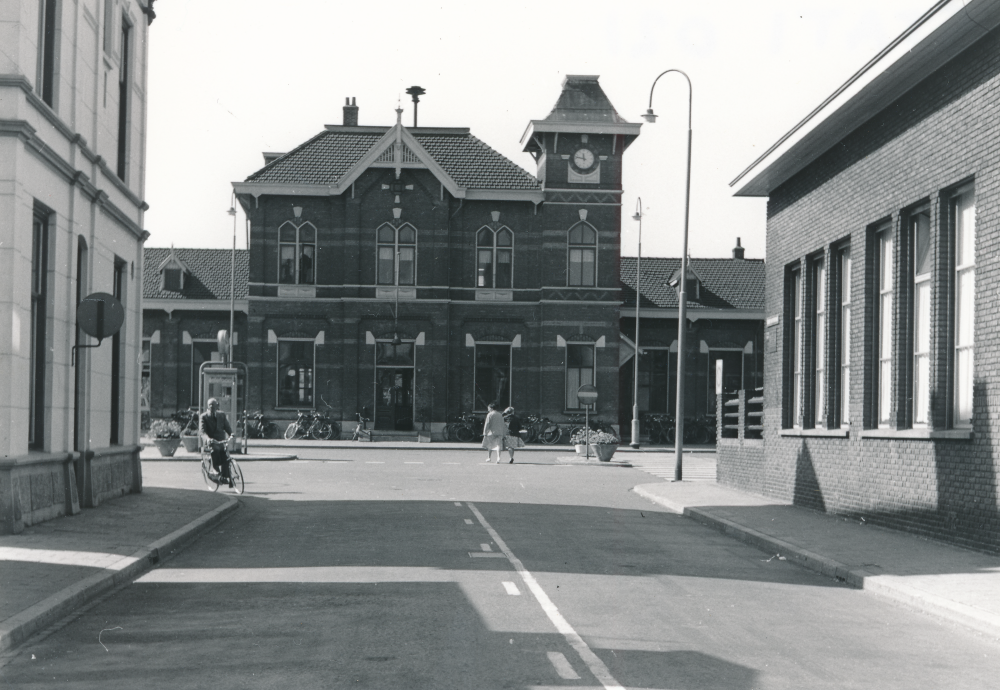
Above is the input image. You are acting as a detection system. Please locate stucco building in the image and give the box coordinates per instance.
[0,0,155,532]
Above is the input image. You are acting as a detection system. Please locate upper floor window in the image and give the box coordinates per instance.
[874,224,894,427]
[477,227,513,288]
[953,187,975,427]
[377,223,416,286]
[567,223,597,287]
[38,0,58,107]
[279,222,315,285]
[910,207,931,426]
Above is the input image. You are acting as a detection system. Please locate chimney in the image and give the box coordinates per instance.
[733,237,745,260]
[343,97,358,126]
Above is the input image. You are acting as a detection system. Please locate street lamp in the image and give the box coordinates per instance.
[630,198,643,449]
[643,69,693,482]
[227,203,237,366]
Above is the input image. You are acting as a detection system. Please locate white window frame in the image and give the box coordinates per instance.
[376,223,417,286]
[910,207,931,427]
[476,226,514,289]
[875,225,894,427]
[276,338,317,409]
[789,267,802,428]
[952,186,975,428]
[278,221,317,286]
[838,246,852,428]
[813,257,826,427]
[567,222,597,287]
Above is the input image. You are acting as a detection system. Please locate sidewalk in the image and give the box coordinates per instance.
[634,481,1000,640]
[0,487,237,653]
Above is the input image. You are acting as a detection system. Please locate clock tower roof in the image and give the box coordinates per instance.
[521,75,641,153]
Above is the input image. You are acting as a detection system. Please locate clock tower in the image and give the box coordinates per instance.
[520,75,641,191]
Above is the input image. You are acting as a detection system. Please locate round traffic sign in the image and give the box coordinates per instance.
[577,384,598,403]
[76,292,124,340]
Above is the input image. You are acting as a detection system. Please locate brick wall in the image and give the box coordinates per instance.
[742,26,1000,552]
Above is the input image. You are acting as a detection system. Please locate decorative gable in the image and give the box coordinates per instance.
[157,247,191,292]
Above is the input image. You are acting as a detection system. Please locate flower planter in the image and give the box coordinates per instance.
[181,435,200,453]
[592,443,618,462]
[153,438,181,457]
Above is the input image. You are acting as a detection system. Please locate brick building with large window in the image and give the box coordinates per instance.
[231,76,641,436]
[730,0,1000,551]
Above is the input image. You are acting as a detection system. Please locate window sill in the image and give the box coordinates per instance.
[277,285,316,298]
[859,428,973,440]
[376,287,417,301]
[475,289,513,302]
[780,428,849,438]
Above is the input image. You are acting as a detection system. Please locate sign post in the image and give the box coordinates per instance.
[577,384,598,460]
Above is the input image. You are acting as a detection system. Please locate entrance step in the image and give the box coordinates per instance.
[371,430,420,442]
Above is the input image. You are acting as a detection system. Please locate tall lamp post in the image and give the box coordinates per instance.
[642,69,693,482]
[630,198,643,449]
[226,203,237,366]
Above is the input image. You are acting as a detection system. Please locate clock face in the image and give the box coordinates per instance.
[573,148,595,170]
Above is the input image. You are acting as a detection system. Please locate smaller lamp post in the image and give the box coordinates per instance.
[630,198,643,449]
[227,204,237,366]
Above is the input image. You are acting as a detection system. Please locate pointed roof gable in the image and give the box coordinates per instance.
[144,248,249,301]
[237,112,541,201]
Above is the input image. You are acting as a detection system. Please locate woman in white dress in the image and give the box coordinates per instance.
[481,403,506,463]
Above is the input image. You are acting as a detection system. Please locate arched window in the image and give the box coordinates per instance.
[279,222,316,285]
[476,226,513,288]
[568,222,597,287]
[377,223,417,286]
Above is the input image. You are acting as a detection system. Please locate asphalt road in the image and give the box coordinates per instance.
[3,450,998,689]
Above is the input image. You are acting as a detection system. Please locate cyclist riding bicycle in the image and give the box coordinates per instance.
[200,397,234,487]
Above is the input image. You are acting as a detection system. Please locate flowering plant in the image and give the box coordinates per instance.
[148,419,183,439]
[569,429,620,445]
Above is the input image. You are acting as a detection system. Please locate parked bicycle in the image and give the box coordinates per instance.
[308,396,340,440]
[352,412,372,441]
[243,410,279,439]
[445,412,482,442]
[523,414,562,444]
[284,410,316,440]
[642,413,675,445]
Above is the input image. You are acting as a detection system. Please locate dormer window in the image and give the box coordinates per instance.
[669,265,703,303]
[163,268,183,291]
[158,248,190,292]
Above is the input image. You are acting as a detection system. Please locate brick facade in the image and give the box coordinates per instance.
[728,14,1000,552]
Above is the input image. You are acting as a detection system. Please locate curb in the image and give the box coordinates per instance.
[632,485,1000,640]
[0,496,239,654]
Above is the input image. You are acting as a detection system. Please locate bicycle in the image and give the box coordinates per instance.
[308,397,340,440]
[244,410,279,439]
[201,439,244,494]
[524,414,561,444]
[352,412,372,441]
[284,410,315,440]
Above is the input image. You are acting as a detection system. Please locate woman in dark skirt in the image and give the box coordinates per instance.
[502,407,525,463]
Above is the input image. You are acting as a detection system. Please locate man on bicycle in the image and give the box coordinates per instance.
[200,398,233,487]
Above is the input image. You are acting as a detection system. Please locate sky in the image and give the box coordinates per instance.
[143,0,930,260]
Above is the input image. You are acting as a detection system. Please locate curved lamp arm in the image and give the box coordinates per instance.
[644,68,693,127]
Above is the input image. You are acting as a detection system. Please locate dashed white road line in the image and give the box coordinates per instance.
[547,651,581,680]
[480,543,492,552]
[464,519,473,525]
[466,502,625,690]
[365,461,384,464]
[454,502,463,506]
[502,581,521,596]
[404,461,423,464]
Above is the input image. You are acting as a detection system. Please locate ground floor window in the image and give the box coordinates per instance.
[475,344,511,411]
[565,344,595,409]
[278,340,314,407]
